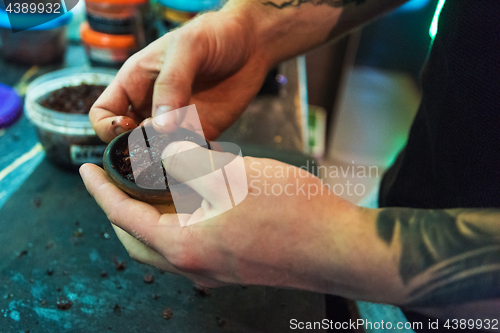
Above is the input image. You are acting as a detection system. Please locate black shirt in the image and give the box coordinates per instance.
[379,0,500,331]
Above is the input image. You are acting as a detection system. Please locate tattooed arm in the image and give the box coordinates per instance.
[223,0,408,67]
[238,0,500,318]
[360,207,500,322]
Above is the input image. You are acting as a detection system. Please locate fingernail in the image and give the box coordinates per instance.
[79,164,87,177]
[114,126,126,136]
[152,106,180,128]
[153,105,172,118]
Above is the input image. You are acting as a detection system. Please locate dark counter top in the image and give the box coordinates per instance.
[0,47,324,332]
[0,159,324,332]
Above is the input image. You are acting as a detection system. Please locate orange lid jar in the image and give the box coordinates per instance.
[84,0,148,37]
[80,22,137,68]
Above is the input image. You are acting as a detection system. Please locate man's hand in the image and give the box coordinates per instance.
[90,9,271,143]
[80,142,401,300]
[89,0,409,143]
[80,140,500,324]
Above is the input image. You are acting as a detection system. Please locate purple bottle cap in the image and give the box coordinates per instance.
[0,83,22,129]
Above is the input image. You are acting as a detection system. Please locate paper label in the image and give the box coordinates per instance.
[70,145,107,164]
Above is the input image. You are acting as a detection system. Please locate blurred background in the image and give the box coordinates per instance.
[305,0,439,203]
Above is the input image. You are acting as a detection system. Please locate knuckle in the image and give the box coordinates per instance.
[168,236,200,273]
[106,210,119,225]
[88,104,98,120]
[168,249,191,271]
[156,70,184,89]
[177,22,204,44]
[100,187,134,225]
[104,197,126,224]
[121,51,141,70]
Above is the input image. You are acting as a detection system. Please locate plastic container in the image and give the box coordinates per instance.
[156,0,221,29]
[0,83,22,129]
[81,22,137,68]
[25,67,117,170]
[85,0,148,40]
[0,9,72,65]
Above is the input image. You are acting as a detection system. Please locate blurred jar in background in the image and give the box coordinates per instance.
[85,0,149,46]
[80,22,137,68]
[0,9,72,65]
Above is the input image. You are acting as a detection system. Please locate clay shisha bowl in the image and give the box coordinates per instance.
[103,126,209,210]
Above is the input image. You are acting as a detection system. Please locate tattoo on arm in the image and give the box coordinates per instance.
[376,208,500,307]
[260,0,366,9]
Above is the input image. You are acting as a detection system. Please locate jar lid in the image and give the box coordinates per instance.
[0,83,22,129]
[0,8,72,31]
[80,22,136,48]
[157,0,221,13]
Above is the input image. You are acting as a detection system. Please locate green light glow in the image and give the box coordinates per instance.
[429,0,446,38]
